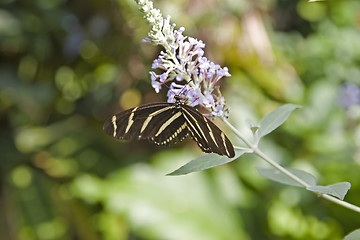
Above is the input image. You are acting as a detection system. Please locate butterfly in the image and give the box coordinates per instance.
[103,95,235,158]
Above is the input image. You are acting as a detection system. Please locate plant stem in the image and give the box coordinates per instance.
[321,194,360,213]
[222,118,255,149]
[223,118,360,214]
[254,148,311,188]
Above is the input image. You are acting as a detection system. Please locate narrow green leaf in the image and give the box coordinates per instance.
[344,229,360,240]
[257,167,317,187]
[168,149,248,176]
[307,182,351,200]
[257,104,302,139]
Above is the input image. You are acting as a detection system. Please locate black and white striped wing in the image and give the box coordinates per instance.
[103,103,189,146]
[103,102,235,158]
[181,105,235,158]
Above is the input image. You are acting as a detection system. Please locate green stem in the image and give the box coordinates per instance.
[222,118,255,149]
[223,118,360,213]
[320,194,360,213]
[254,148,311,188]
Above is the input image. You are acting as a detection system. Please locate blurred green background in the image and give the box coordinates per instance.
[1,0,360,239]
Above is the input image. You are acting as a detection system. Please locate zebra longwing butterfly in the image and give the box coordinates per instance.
[103,96,235,158]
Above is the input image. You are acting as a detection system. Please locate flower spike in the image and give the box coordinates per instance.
[135,0,231,119]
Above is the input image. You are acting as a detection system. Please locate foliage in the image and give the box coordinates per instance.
[0,0,359,240]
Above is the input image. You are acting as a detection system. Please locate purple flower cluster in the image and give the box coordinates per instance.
[136,0,231,118]
[339,82,360,108]
[146,24,231,118]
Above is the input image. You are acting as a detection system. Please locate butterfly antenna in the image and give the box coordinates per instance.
[163,78,194,97]
[178,78,194,96]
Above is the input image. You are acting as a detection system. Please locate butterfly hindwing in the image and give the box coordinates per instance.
[148,109,189,146]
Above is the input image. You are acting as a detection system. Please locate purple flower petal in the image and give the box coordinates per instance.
[150,71,157,81]
[188,88,202,106]
[152,79,161,93]
[193,48,204,57]
[217,67,231,77]
[203,92,215,108]
[142,37,152,43]
[152,58,163,69]
[211,105,224,117]
[199,57,210,71]
[176,75,184,81]
[160,73,168,82]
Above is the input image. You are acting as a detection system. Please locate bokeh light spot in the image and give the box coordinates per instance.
[55,66,75,90]
[50,159,78,178]
[120,88,141,109]
[309,217,330,239]
[71,174,102,204]
[11,166,32,188]
[15,127,52,153]
[51,137,78,156]
[18,225,36,240]
[0,9,21,36]
[95,63,118,84]
[80,40,99,60]
[55,66,83,101]
[297,0,326,22]
[36,219,66,240]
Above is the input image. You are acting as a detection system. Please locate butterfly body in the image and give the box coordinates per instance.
[103,100,235,158]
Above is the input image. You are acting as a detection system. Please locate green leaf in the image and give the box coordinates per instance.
[344,229,360,240]
[257,167,317,187]
[307,182,351,200]
[257,104,302,139]
[167,149,248,176]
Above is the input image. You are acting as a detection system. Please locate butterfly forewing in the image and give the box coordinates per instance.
[182,105,235,158]
[103,102,189,145]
